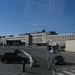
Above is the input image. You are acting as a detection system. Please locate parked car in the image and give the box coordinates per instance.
[1,53,29,64]
[52,55,66,65]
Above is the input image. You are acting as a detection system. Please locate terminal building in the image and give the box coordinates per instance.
[0,31,75,47]
[0,34,32,46]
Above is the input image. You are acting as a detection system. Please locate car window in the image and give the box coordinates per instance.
[55,56,64,60]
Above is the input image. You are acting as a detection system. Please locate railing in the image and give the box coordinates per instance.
[21,49,34,71]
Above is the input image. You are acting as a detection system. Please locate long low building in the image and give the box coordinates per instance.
[0,31,75,47]
[0,34,32,46]
[47,33,75,46]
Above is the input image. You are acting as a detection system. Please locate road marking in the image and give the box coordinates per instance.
[56,73,64,75]
[64,52,75,55]
[63,57,75,62]
[21,72,26,75]
[70,70,75,73]
[57,67,75,70]
[63,70,75,75]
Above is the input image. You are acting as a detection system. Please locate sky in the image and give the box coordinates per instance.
[0,0,75,36]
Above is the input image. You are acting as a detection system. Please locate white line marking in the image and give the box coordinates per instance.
[57,67,75,70]
[70,70,75,73]
[21,72,26,75]
[63,70,75,75]
[56,73,64,75]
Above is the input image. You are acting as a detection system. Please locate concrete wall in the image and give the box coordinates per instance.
[47,34,75,46]
[66,40,75,52]
[31,32,46,44]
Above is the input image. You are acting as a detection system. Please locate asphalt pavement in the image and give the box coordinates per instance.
[25,51,52,75]
[0,46,30,75]
[24,46,75,75]
[0,46,75,75]
[24,47,55,75]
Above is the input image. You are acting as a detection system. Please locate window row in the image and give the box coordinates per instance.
[33,38,42,42]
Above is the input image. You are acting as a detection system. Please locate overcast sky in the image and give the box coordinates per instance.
[0,0,75,36]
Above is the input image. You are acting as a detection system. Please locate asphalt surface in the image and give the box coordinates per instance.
[24,46,75,75]
[0,46,30,75]
[0,46,75,75]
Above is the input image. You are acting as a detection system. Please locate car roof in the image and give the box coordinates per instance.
[53,54,63,58]
[5,53,17,55]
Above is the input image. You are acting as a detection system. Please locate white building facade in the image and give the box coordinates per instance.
[0,32,75,47]
[30,32,47,46]
[47,33,75,46]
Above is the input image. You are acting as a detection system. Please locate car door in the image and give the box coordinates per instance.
[13,54,21,62]
[6,55,13,62]
[9,55,15,62]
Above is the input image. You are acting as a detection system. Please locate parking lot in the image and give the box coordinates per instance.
[0,46,30,75]
[0,46,75,75]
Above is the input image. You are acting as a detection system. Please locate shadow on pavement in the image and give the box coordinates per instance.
[27,71,40,74]
[55,63,75,66]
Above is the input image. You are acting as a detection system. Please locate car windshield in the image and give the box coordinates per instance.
[55,56,64,60]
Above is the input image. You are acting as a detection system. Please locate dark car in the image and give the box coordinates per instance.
[1,53,29,64]
[52,55,66,65]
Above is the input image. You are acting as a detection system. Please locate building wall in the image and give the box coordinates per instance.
[0,35,31,46]
[47,33,75,46]
[1,38,7,45]
[0,32,75,47]
[30,32,46,44]
[7,35,27,43]
[66,40,75,52]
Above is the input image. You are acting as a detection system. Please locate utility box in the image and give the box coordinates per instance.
[66,40,75,52]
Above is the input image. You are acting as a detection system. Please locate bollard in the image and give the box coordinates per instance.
[23,60,25,72]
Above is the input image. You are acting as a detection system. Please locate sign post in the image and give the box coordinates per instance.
[46,41,56,75]
[47,40,51,69]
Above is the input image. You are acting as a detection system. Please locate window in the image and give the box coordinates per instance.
[44,35,45,37]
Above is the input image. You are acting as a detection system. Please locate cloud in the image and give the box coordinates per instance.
[27,22,31,24]
[33,24,38,26]
[27,22,38,26]
[26,21,60,28]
